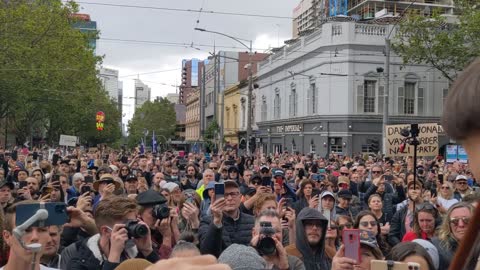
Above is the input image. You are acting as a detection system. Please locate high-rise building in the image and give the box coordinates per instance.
[179,59,204,104]
[166,93,180,104]
[292,0,327,38]
[71,13,97,51]
[99,68,120,103]
[348,0,454,20]
[134,79,151,109]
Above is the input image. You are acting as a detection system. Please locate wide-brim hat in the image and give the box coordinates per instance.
[93,173,121,191]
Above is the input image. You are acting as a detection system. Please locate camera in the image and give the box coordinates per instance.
[124,220,148,239]
[256,221,277,256]
[152,203,170,220]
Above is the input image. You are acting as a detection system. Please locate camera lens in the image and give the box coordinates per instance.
[152,204,170,220]
[257,236,276,256]
[125,220,148,238]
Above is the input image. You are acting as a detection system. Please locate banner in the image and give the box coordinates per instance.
[385,123,442,157]
[446,145,458,163]
[59,135,78,147]
[457,145,469,163]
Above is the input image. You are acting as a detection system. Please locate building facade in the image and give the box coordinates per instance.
[99,68,120,103]
[348,0,454,19]
[186,90,201,142]
[134,79,151,110]
[180,59,204,105]
[166,93,179,104]
[72,13,97,51]
[255,21,450,156]
[223,83,242,146]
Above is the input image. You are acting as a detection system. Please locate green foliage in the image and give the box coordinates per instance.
[393,1,480,81]
[204,120,219,151]
[0,0,122,146]
[127,98,177,148]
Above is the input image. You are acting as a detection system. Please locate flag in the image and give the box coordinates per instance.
[140,138,145,154]
[152,131,157,154]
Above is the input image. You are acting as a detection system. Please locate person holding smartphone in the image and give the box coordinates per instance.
[331,230,384,270]
[198,180,255,258]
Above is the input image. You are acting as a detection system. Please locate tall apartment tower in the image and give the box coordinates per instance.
[134,79,151,110]
[179,59,204,105]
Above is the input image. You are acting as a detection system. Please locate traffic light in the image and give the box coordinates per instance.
[239,138,246,150]
[249,137,256,152]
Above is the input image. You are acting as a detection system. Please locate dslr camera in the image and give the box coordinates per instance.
[152,203,170,220]
[256,221,277,256]
[124,220,148,239]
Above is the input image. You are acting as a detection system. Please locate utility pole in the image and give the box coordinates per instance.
[219,52,225,150]
[200,62,206,140]
[246,41,253,155]
[382,38,391,154]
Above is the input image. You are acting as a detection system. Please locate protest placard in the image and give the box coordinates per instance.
[385,123,442,157]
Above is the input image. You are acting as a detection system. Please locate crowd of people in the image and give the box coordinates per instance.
[0,145,478,270]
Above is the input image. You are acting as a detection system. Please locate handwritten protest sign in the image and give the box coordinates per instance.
[385,123,443,157]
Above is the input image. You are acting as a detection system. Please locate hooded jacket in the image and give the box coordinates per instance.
[286,208,331,270]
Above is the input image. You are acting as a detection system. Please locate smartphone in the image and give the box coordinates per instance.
[11,151,17,161]
[19,181,28,189]
[284,198,293,209]
[438,174,444,184]
[52,154,59,165]
[41,186,53,197]
[343,229,361,263]
[384,175,394,182]
[224,160,235,166]
[81,186,91,194]
[214,183,225,199]
[185,193,195,204]
[370,260,420,270]
[16,202,68,227]
[312,174,321,181]
[258,176,270,187]
[84,175,94,183]
[51,174,60,182]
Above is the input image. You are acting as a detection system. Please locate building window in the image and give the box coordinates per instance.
[289,83,297,117]
[364,80,376,113]
[261,96,267,121]
[307,80,317,114]
[274,89,281,119]
[310,143,316,153]
[404,82,416,115]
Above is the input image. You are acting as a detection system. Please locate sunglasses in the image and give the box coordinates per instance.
[441,186,450,190]
[328,225,338,230]
[360,221,378,227]
[450,217,470,226]
[340,172,349,176]
[338,223,353,230]
[456,181,467,185]
[416,203,436,211]
[372,171,382,174]
[210,167,218,170]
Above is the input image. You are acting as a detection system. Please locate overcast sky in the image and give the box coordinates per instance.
[78,0,299,123]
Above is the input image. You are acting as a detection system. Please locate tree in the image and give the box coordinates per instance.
[127,98,177,148]
[0,0,122,147]
[392,1,480,81]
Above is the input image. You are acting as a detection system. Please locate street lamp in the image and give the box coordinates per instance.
[195,27,254,154]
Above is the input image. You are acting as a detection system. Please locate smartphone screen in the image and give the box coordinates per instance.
[214,183,225,199]
[261,177,272,187]
[16,202,68,227]
[81,186,91,194]
[438,174,444,184]
[385,175,394,182]
[343,229,361,263]
[19,181,28,189]
[84,175,93,183]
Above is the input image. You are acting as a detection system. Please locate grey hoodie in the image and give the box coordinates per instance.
[295,208,331,270]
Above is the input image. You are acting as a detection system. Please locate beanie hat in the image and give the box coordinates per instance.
[412,239,440,270]
[218,244,266,270]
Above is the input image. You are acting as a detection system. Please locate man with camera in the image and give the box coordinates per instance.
[137,189,176,259]
[198,180,255,257]
[250,210,305,270]
[64,196,159,270]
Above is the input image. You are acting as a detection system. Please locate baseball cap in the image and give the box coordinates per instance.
[338,176,350,185]
[337,190,353,199]
[455,175,468,181]
[273,170,285,178]
[260,165,269,171]
[0,180,14,190]
[321,191,335,200]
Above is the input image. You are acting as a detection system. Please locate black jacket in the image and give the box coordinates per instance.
[290,208,331,270]
[364,184,406,223]
[387,205,409,246]
[61,234,159,270]
[198,210,255,257]
[432,237,458,270]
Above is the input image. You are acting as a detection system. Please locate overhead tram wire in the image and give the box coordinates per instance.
[73,2,294,20]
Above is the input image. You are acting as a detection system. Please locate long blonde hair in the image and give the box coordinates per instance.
[438,202,473,249]
[438,181,454,200]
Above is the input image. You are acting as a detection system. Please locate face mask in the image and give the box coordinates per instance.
[171,176,178,180]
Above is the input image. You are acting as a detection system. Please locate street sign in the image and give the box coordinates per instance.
[59,135,78,147]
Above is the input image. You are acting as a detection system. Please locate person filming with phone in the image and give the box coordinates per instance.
[198,180,255,257]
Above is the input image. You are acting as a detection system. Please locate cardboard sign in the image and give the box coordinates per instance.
[385,123,442,157]
[59,135,78,147]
